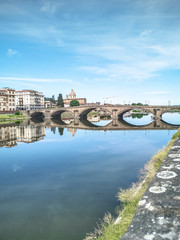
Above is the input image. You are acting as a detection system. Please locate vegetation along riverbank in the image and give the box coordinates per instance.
[85,128,180,240]
[0,111,26,124]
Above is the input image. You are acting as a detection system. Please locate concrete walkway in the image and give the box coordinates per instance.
[121,135,180,240]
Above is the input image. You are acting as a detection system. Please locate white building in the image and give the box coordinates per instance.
[0,88,16,111]
[15,90,44,110]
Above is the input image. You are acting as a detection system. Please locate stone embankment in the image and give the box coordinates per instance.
[121,135,180,240]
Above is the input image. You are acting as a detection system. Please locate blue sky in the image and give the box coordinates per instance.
[0,0,180,105]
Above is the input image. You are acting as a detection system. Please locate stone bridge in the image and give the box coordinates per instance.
[22,104,180,121]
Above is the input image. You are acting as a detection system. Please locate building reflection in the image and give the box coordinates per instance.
[67,128,77,137]
[0,125,17,148]
[0,124,45,147]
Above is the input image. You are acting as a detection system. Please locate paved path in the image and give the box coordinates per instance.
[121,135,180,240]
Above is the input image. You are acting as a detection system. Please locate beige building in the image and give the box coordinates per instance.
[64,89,86,107]
[44,100,57,108]
[15,90,44,110]
[0,88,16,111]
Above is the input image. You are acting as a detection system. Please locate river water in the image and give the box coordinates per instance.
[0,113,179,240]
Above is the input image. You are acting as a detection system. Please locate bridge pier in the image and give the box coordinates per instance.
[44,110,52,119]
[21,110,30,118]
[74,118,79,125]
[153,109,162,120]
[112,109,118,119]
[112,118,118,126]
[153,119,162,128]
[44,119,52,125]
[74,110,80,119]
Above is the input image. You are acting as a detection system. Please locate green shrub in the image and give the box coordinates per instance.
[70,100,80,106]
[15,110,21,115]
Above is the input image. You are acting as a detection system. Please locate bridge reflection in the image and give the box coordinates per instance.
[0,118,179,148]
[29,117,180,131]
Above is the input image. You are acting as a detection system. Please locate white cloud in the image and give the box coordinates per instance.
[139,30,153,38]
[7,49,18,57]
[79,66,106,75]
[4,24,63,45]
[77,39,180,83]
[0,77,73,83]
[41,0,64,14]
[144,91,173,95]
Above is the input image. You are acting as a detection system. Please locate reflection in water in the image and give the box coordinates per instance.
[123,114,153,126]
[162,112,180,125]
[92,119,112,127]
[50,127,56,134]
[0,124,45,147]
[0,125,17,148]
[0,115,180,240]
[67,128,76,137]
[58,128,64,136]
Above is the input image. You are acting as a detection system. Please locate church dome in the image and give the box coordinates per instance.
[69,89,76,99]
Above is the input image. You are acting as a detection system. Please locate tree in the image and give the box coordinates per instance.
[52,95,56,103]
[70,100,80,106]
[51,127,56,134]
[58,128,64,136]
[57,94,64,107]
[131,103,143,106]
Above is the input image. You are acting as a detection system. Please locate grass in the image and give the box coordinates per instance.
[171,110,180,112]
[61,112,74,118]
[88,111,100,116]
[132,110,141,112]
[85,128,180,240]
[0,114,26,124]
[0,119,25,125]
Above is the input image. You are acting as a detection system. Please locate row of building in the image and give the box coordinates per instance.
[0,88,87,111]
[0,88,44,111]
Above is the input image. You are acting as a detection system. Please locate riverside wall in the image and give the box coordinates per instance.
[121,135,180,240]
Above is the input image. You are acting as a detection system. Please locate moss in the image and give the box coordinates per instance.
[85,128,180,240]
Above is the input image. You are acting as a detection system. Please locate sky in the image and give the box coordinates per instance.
[0,0,180,105]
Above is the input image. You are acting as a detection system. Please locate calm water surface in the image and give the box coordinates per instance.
[0,114,179,240]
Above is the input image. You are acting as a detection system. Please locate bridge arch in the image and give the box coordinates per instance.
[160,118,180,127]
[116,108,154,119]
[160,108,180,117]
[79,107,112,119]
[160,108,180,125]
[51,109,74,119]
[30,111,45,120]
[51,118,68,126]
[117,117,154,128]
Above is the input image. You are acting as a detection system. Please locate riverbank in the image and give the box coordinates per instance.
[85,128,180,240]
[0,114,26,124]
[121,129,180,239]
